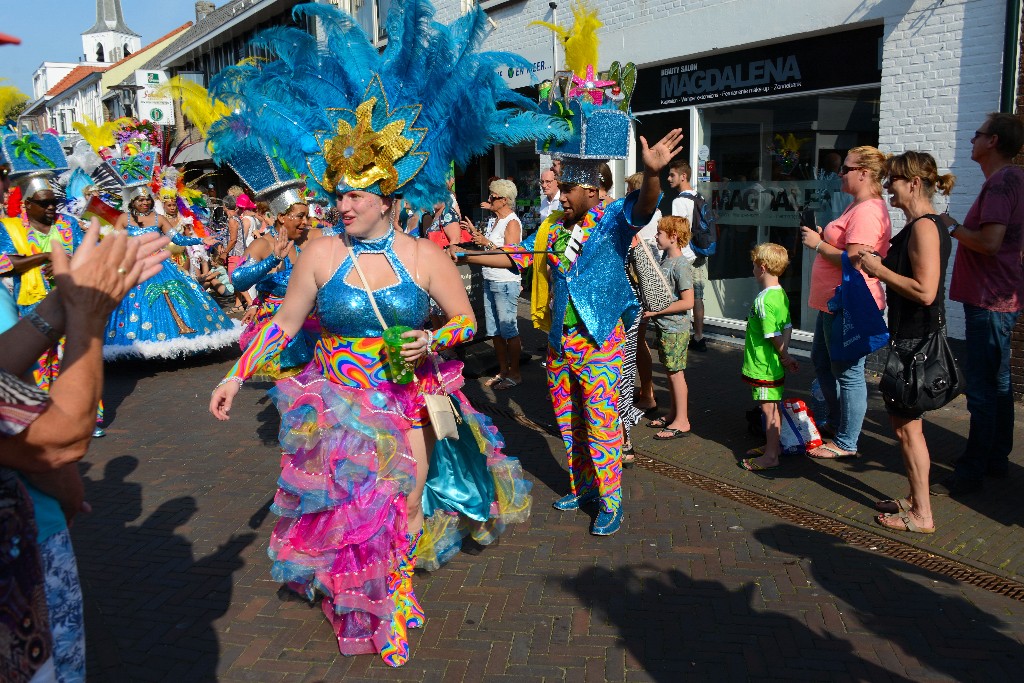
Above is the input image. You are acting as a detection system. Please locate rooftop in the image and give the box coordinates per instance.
[46,65,107,97]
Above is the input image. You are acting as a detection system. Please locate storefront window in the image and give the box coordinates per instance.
[694,88,881,330]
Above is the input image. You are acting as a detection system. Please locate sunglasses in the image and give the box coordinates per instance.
[971,130,993,143]
[884,175,910,187]
[488,195,505,202]
[27,198,59,208]
[839,165,865,175]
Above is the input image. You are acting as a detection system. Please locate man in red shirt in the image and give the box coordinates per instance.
[933,113,1024,496]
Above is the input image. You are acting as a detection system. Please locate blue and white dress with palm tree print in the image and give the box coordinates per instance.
[103,220,241,360]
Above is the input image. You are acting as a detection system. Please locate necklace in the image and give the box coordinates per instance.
[350,227,396,254]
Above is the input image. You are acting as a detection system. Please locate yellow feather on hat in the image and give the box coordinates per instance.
[530,0,603,78]
[151,77,231,137]
[72,116,133,152]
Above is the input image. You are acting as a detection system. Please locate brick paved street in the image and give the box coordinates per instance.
[74,337,1024,682]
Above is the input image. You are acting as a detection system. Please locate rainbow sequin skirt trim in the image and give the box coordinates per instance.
[267,364,416,656]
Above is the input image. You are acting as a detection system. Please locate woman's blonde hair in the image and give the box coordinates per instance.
[658,215,691,248]
[886,151,956,198]
[750,243,790,276]
[848,145,888,197]
[625,172,644,193]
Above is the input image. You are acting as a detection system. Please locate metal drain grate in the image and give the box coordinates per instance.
[470,399,1024,602]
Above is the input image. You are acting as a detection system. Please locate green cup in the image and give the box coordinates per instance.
[382,325,416,384]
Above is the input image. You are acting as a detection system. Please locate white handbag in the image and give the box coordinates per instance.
[346,235,462,441]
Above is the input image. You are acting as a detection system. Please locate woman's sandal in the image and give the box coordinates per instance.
[807,443,859,459]
[648,416,669,429]
[484,375,504,388]
[875,510,935,534]
[622,446,636,469]
[874,497,911,514]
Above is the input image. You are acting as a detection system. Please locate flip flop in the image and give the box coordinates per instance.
[622,447,636,469]
[874,497,911,514]
[648,416,669,429]
[875,511,935,534]
[653,428,690,440]
[484,375,504,387]
[740,457,779,471]
[807,443,859,459]
[494,377,520,390]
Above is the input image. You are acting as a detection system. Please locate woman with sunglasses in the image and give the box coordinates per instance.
[855,151,955,533]
[103,188,241,360]
[799,146,892,459]
[231,199,317,378]
[469,179,523,390]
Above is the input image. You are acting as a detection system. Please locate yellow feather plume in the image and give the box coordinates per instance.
[72,116,133,151]
[151,77,231,137]
[530,0,602,78]
[0,79,29,123]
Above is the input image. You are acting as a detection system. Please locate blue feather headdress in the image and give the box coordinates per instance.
[207,1,570,209]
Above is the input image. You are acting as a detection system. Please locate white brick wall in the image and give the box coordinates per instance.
[441,0,1008,337]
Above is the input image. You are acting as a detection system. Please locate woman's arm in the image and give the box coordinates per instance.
[859,217,941,305]
[801,225,871,269]
[210,240,323,420]
[420,240,477,349]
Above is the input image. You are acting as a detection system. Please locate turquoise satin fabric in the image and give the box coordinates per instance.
[422,397,495,521]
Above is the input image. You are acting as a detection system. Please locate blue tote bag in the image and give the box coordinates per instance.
[827,252,890,362]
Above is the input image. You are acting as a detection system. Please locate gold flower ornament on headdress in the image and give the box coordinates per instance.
[322,97,413,196]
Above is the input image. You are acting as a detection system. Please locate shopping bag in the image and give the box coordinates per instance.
[779,398,823,455]
[827,252,890,362]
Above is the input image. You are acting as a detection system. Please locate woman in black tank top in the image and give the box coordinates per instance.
[858,150,957,536]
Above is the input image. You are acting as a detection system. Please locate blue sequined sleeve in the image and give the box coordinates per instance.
[170,232,204,247]
[232,255,279,292]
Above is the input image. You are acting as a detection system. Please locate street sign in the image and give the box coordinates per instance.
[134,70,175,125]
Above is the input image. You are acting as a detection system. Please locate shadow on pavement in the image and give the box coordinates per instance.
[564,557,915,681]
[75,456,256,681]
[755,524,1024,680]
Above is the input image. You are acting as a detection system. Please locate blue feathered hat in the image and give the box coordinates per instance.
[207,1,570,210]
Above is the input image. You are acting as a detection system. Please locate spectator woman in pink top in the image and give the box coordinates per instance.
[800,146,892,458]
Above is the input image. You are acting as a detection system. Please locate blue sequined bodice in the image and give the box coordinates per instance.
[257,251,296,298]
[316,229,429,337]
[126,219,160,237]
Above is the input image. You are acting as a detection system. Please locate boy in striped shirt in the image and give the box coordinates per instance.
[741,243,800,471]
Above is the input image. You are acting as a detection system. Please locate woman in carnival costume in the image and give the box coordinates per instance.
[228,161,317,378]
[103,150,241,360]
[207,1,562,665]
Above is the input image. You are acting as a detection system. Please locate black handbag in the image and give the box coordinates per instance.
[877,214,963,411]
[879,325,963,412]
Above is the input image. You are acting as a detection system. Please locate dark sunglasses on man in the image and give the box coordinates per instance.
[27,197,59,208]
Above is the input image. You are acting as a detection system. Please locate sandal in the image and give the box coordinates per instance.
[484,375,504,387]
[648,416,669,429]
[653,428,690,440]
[807,443,859,459]
[874,497,911,514]
[494,377,520,390]
[875,511,935,534]
[740,457,779,471]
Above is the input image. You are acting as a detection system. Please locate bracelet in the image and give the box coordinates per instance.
[815,241,824,253]
[25,310,62,344]
[214,377,244,392]
[425,329,435,352]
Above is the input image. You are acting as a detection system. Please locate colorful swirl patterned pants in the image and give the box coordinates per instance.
[546,322,624,514]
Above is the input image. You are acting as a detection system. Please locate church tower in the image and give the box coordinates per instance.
[81,0,141,64]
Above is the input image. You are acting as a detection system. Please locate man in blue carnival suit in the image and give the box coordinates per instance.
[459,125,684,536]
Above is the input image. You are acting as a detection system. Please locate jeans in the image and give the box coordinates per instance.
[483,279,521,339]
[954,305,1020,481]
[811,311,868,452]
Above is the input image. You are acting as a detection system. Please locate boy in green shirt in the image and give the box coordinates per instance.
[741,243,800,471]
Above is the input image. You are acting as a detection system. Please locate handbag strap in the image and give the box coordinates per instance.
[344,233,447,392]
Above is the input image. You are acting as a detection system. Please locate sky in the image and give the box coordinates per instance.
[0,0,200,98]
